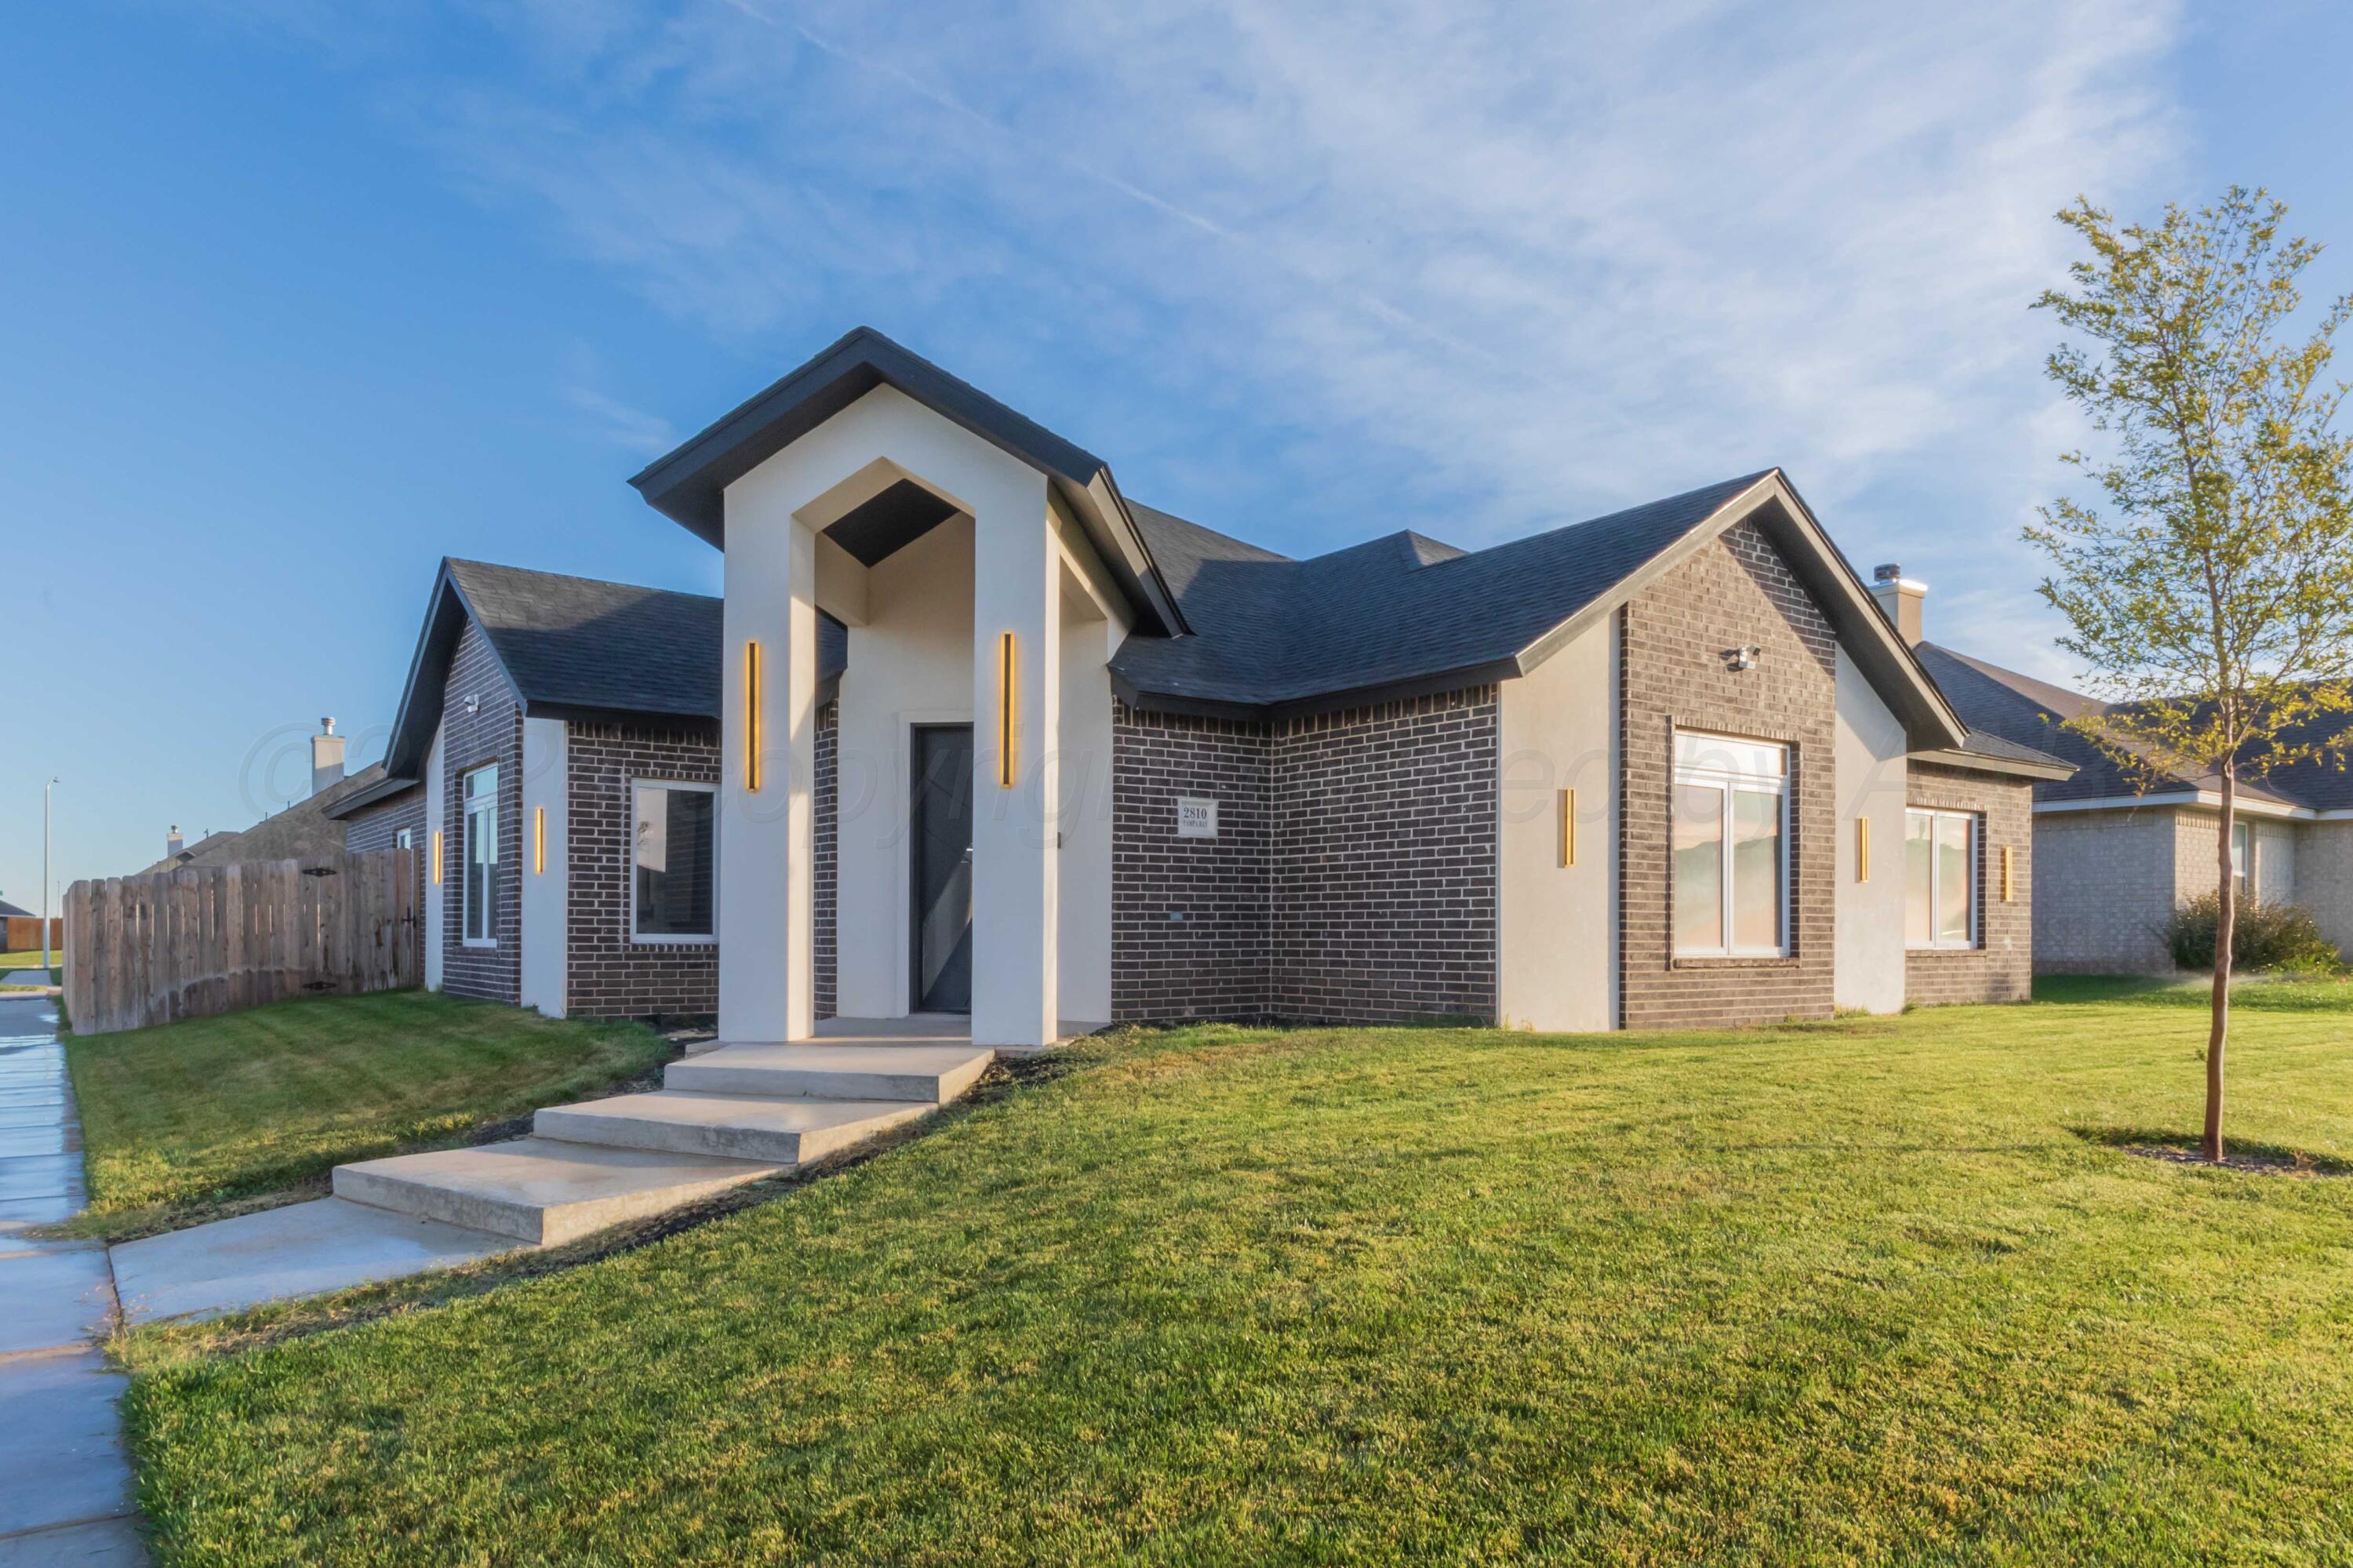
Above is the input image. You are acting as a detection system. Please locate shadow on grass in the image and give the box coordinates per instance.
[2035,973,2353,1011]
[2068,1123,2353,1177]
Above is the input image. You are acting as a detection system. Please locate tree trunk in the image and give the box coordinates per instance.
[2206,766,2235,1163]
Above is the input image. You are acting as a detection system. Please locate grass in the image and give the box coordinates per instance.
[61,990,671,1241]
[1,948,58,984]
[124,986,2353,1566]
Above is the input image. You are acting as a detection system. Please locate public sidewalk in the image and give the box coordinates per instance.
[0,991,145,1564]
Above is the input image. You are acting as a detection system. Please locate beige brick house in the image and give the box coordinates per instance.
[1890,595,2353,975]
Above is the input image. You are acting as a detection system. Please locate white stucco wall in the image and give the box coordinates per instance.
[835,515,977,1018]
[1055,580,1117,1027]
[715,382,1125,1046]
[1497,617,1617,1032]
[424,721,446,991]
[1834,646,1907,1014]
[519,716,568,1018]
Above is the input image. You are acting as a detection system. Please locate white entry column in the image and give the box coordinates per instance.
[970,484,1062,1049]
[720,474,820,1043]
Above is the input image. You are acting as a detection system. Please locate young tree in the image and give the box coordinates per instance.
[2030,187,2353,1163]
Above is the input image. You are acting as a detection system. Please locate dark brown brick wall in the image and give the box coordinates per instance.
[1111,701,1271,1022]
[564,722,721,1021]
[1107,689,1500,1025]
[1619,520,1838,1029]
[1270,689,1500,1024]
[439,619,522,1004]
[1904,761,2035,1005]
[342,786,426,951]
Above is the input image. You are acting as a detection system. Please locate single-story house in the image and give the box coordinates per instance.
[140,720,370,875]
[1894,587,2353,973]
[324,558,846,1020]
[338,326,2071,1042]
[640,328,2082,1045]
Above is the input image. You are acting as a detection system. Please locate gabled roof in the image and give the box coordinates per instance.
[1917,643,2344,808]
[332,559,846,820]
[145,766,388,870]
[1112,469,1972,748]
[629,326,1186,638]
[0,897,35,920]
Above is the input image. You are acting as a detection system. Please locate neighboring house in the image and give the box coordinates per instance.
[324,558,846,1021]
[546,325,2063,1046]
[1899,593,2353,973]
[139,719,374,875]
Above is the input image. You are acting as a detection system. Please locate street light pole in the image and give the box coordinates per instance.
[42,778,59,976]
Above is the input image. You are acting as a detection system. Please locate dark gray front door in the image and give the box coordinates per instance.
[911,724,974,1013]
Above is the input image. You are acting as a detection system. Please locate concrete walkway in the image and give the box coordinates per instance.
[111,1016,1071,1327]
[0,991,146,1565]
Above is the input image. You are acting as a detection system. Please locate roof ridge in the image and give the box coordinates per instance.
[446,557,718,604]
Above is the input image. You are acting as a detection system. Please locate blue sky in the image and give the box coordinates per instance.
[4,0,2351,914]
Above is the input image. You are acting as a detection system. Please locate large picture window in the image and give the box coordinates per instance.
[1905,807,1977,948]
[633,781,716,942]
[1671,732,1788,958]
[462,762,499,947]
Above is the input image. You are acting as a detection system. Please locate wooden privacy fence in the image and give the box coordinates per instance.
[3,916,62,953]
[63,849,419,1037]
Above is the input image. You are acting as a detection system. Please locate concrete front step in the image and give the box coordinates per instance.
[333,1138,781,1246]
[666,1042,994,1104]
[534,1091,930,1165]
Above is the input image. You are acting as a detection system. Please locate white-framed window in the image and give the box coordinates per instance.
[462,762,500,947]
[2231,820,2251,904]
[1671,732,1789,957]
[1905,807,1977,948]
[395,828,413,851]
[632,780,717,943]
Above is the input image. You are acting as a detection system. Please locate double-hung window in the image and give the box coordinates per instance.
[2231,821,2251,904]
[462,762,499,947]
[633,781,717,942]
[1671,732,1788,957]
[1904,807,1977,948]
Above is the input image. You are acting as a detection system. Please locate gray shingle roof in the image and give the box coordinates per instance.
[446,558,846,722]
[1112,473,1776,711]
[1917,643,2346,807]
[344,560,848,816]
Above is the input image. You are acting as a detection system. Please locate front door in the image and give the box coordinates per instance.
[910,724,975,1013]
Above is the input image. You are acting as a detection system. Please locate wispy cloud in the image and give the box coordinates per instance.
[221,0,2187,678]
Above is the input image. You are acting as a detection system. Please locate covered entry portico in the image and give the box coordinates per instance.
[631,329,1186,1050]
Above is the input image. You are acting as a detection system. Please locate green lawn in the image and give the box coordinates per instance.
[125,983,2353,1566]
[63,991,671,1241]
[1,948,58,983]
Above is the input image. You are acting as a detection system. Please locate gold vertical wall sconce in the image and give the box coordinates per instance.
[744,640,762,792]
[2000,845,2014,902]
[431,829,444,884]
[533,806,546,875]
[1558,788,1575,868]
[998,631,1017,788]
[1857,815,1870,882]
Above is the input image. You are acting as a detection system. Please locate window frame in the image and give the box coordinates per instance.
[461,762,500,949]
[1904,806,1980,951]
[1670,731,1791,960]
[395,828,413,852]
[629,778,719,946]
[2231,820,2252,904]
